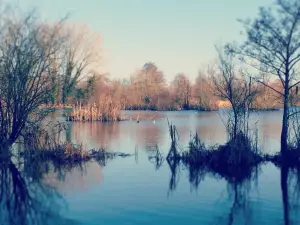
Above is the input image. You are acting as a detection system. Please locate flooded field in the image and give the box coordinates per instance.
[2,110,300,225]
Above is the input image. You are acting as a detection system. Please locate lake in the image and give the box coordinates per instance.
[2,110,300,225]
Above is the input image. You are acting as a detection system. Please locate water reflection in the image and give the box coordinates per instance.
[167,157,181,194]
[0,149,110,225]
[282,167,300,225]
[166,155,257,224]
[149,153,300,225]
[0,157,73,225]
[136,123,166,149]
[70,122,121,149]
[43,162,102,193]
[224,176,254,225]
[35,110,300,224]
[282,166,290,225]
[147,145,165,170]
[3,149,299,224]
[60,110,285,156]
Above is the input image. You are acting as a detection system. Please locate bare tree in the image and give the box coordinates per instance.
[130,62,166,109]
[213,47,257,140]
[0,9,66,149]
[193,66,217,110]
[226,0,300,152]
[253,77,283,109]
[171,73,191,110]
[143,63,166,109]
[60,24,102,104]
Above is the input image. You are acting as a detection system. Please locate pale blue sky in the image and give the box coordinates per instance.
[15,0,273,82]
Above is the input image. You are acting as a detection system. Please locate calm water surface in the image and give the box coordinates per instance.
[2,110,300,225]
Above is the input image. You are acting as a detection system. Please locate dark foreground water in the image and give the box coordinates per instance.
[2,110,300,225]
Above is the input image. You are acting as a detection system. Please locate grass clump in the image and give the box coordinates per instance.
[166,121,262,182]
[182,129,262,165]
[182,132,209,165]
[20,121,132,165]
[213,132,261,167]
[208,132,262,182]
[23,140,91,163]
[66,101,124,122]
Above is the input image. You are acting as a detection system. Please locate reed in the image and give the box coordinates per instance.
[23,128,92,163]
[66,98,124,122]
[21,121,132,165]
[36,141,91,163]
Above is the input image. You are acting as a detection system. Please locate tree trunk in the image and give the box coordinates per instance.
[281,83,289,154]
[0,142,11,159]
[233,111,238,140]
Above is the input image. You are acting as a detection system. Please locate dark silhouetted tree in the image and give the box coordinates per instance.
[226,0,300,152]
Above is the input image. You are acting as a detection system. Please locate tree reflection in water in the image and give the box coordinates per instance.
[152,154,300,225]
[167,157,181,195]
[166,157,257,225]
[0,153,78,225]
[282,166,300,225]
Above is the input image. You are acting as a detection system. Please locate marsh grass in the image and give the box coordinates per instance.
[20,121,132,165]
[164,121,263,183]
[183,129,261,164]
[66,102,124,122]
[186,132,261,182]
[24,141,91,163]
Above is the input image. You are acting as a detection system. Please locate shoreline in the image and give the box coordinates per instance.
[41,104,282,113]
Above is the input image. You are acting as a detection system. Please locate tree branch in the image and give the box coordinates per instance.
[252,77,284,96]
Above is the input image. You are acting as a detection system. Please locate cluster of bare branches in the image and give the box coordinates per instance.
[0,4,102,149]
[73,62,218,111]
[71,59,287,113]
[0,9,66,147]
[226,0,300,152]
[212,47,258,141]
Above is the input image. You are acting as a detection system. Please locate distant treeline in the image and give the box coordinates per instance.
[49,62,296,111]
[2,0,300,159]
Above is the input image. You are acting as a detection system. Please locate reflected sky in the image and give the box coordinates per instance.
[1,150,300,224]
[9,110,298,225]
[0,157,78,225]
[62,110,282,154]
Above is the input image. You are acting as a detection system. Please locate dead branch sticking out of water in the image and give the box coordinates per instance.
[148,145,165,170]
[166,119,181,161]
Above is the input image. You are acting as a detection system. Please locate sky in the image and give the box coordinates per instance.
[13,0,274,82]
